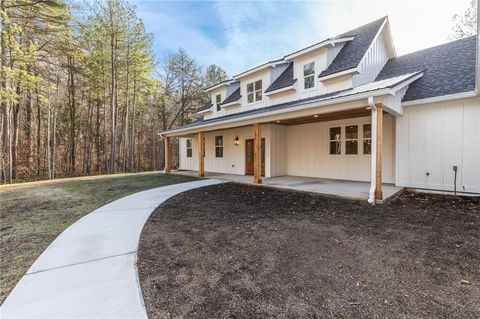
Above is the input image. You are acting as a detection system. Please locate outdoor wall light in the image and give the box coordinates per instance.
[234,136,240,146]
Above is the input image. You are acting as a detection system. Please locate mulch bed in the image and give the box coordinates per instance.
[137,183,479,318]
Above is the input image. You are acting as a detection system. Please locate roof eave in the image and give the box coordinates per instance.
[265,84,296,96]
[162,88,394,136]
[401,91,477,106]
[233,60,287,80]
[284,36,355,61]
[221,99,241,108]
[319,67,358,81]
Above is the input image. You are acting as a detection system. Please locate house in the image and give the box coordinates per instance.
[161,16,480,202]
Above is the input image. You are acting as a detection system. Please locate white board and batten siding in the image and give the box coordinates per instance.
[179,116,395,184]
[283,115,395,183]
[179,125,275,177]
[352,29,389,87]
[396,97,480,194]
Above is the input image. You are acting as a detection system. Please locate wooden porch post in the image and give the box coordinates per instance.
[375,103,383,200]
[165,136,171,174]
[198,131,205,177]
[253,123,262,184]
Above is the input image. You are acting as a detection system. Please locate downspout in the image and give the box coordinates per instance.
[476,0,480,95]
[367,97,377,205]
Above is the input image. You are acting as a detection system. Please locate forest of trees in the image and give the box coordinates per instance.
[0,0,227,183]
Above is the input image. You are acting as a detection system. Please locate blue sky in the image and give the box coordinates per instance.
[133,0,472,77]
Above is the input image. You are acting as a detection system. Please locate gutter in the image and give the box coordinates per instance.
[163,88,392,136]
[367,96,377,205]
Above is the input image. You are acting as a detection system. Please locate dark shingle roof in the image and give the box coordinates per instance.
[319,17,387,78]
[167,73,418,134]
[222,87,241,104]
[198,101,213,112]
[376,36,476,101]
[265,63,297,93]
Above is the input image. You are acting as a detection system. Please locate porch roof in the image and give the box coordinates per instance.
[162,71,423,137]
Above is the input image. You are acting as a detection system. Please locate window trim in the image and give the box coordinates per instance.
[246,80,263,104]
[303,61,315,90]
[362,124,372,155]
[215,135,223,158]
[329,126,342,155]
[186,138,193,158]
[345,125,359,155]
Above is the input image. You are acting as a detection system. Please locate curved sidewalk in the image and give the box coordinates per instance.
[0,179,224,319]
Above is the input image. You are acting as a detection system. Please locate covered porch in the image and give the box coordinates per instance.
[175,171,403,202]
[161,73,421,204]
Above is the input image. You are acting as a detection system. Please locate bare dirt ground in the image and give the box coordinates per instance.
[138,183,480,319]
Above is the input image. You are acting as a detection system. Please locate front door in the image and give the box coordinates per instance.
[245,138,265,176]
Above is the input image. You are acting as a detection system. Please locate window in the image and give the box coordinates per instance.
[215,136,223,158]
[363,124,372,155]
[303,62,315,89]
[345,125,358,154]
[186,139,192,157]
[216,94,222,111]
[329,127,341,155]
[247,80,262,103]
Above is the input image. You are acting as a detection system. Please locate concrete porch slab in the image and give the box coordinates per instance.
[175,171,404,202]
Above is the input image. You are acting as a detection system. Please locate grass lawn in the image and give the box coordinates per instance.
[138,183,480,318]
[0,172,198,304]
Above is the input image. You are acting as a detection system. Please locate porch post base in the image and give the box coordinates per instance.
[375,190,383,201]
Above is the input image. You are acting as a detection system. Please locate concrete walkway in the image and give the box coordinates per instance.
[0,179,224,319]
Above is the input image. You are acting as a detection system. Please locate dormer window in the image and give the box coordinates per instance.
[216,94,222,111]
[247,80,262,103]
[303,62,315,89]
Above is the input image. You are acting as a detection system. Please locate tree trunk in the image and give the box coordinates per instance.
[1,0,11,183]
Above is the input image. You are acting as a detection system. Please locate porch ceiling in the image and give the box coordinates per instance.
[268,107,371,126]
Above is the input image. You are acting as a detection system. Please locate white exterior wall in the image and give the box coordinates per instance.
[284,115,395,183]
[179,124,275,177]
[352,30,389,87]
[179,116,395,183]
[396,97,480,193]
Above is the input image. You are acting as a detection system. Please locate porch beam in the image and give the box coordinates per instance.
[164,136,171,174]
[253,123,262,184]
[375,103,383,200]
[198,131,205,177]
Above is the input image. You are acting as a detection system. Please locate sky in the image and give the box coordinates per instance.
[132,0,473,76]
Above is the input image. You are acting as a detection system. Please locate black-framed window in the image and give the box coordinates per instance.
[216,94,222,111]
[186,139,192,157]
[215,136,223,157]
[329,127,341,155]
[363,124,372,155]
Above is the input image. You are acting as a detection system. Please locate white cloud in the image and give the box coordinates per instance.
[137,0,473,76]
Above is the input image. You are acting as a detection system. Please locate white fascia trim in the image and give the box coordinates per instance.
[197,108,213,115]
[205,80,234,93]
[318,67,358,82]
[265,85,296,96]
[221,100,241,108]
[387,72,424,95]
[354,17,389,70]
[164,88,393,136]
[284,36,355,61]
[401,91,477,106]
[233,61,287,80]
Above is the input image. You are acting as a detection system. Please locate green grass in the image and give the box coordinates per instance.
[0,173,198,304]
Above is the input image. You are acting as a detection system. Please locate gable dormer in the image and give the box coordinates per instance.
[318,17,395,87]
